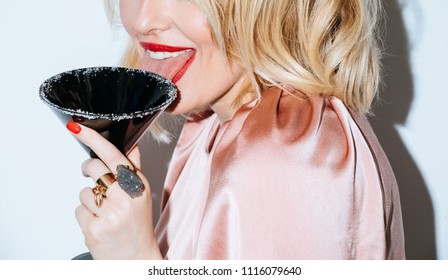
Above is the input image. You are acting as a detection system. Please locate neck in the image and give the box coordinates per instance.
[210,75,254,123]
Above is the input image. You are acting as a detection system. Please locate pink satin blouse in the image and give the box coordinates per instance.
[155,87,405,259]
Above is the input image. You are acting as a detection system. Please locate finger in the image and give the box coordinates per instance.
[75,204,95,228]
[79,186,107,216]
[66,121,133,172]
[127,145,141,170]
[82,158,112,181]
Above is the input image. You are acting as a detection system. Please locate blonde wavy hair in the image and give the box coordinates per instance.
[106,0,383,137]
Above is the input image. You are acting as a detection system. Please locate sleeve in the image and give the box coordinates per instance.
[193,88,405,259]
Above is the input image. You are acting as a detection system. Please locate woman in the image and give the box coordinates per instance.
[68,0,406,259]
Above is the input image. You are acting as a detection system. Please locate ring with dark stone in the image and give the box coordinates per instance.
[116,165,144,198]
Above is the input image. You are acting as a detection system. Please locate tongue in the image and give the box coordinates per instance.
[139,51,194,81]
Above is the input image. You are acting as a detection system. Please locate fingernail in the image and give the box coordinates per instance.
[66,121,81,134]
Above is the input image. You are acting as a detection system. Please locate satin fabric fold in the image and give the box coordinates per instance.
[155,87,405,259]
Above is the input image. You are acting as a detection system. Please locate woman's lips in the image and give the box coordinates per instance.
[139,42,195,83]
[171,52,195,83]
[140,42,192,52]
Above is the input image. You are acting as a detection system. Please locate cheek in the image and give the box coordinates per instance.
[175,3,212,44]
[118,1,136,36]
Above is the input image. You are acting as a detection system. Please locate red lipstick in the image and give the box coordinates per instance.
[140,42,192,52]
[172,52,195,83]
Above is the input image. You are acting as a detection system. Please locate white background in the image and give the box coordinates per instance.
[0,0,446,259]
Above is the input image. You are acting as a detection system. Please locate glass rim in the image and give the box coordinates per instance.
[39,66,177,121]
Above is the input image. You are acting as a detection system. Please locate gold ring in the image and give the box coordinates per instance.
[92,184,108,208]
[96,173,116,188]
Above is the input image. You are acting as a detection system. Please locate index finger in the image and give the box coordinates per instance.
[66,121,133,173]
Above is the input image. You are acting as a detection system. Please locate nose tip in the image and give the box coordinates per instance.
[134,0,171,35]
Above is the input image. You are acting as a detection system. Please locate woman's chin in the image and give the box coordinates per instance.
[165,99,192,115]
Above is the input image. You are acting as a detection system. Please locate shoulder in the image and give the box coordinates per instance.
[218,87,361,170]
[212,86,397,195]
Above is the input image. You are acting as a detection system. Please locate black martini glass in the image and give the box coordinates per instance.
[39,66,177,158]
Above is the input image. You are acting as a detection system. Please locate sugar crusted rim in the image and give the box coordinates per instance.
[39,66,177,121]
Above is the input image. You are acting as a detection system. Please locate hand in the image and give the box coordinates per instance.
[67,121,162,259]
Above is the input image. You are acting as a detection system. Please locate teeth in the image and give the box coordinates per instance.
[147,49,191,60]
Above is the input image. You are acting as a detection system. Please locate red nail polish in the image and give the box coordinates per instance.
[66,121,81,134]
